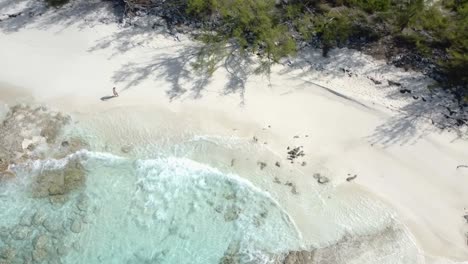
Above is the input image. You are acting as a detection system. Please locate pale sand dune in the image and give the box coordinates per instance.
[1,1,468,263]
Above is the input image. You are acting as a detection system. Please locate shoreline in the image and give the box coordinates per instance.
[1,1,468,262]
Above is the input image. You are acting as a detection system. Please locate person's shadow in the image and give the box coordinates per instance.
[100,95,117,101]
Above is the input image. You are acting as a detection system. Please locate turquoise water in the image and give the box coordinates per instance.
[0,105,424,264]
[0,151,301,264]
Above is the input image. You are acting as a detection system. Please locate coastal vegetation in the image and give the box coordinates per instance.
[45,0,468,97]
[184,0,467,93]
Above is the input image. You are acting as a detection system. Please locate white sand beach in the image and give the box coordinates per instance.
[1,1,468,263]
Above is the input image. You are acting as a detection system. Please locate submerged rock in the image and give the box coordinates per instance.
[32,158,86,199]
[43,218,61,233]
[32,210,47,226]
[32,248,47,262]
[0,247,16,261]
[33,234,49,250]
[224,206,241,222]
[282,250,315,264]
[76,194,89,212]
[0,227,9,239]
[40,116,69,144]
[10,226,30,240]
[19,213,33,227]
[70,219,82,233]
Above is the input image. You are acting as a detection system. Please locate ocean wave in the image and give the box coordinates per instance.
[1,149,428,263]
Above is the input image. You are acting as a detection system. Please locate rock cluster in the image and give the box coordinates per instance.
[0,104,92,263]
[31,158,87,200]
[0,194,91,264]
[313,173,329,185]
[286,146,305,163]
[0,104,88,182]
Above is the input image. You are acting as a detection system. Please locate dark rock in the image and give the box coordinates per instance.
[346,175,357,182]
[287,146,305,161]
[456,119,466,126]
[464,214,468,223]
[257,162,267,170]
[388,80,402,87]
[369,77,382,85]
[26,143,36,151]
[399,89,412,94]
[291,186,298,195]
[446,107,457,116]
[313,173,329,184]
[275,162,281,167]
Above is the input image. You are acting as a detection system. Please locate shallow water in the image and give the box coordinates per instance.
[0,105,425,264]
[1,151,302,264]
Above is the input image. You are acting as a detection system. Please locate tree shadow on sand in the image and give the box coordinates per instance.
[4,0,466,143]
[368,81,468,146]
[279,49,468,146]
[107,42,253,104]
[1,0,253,104]
[0,0,124,33]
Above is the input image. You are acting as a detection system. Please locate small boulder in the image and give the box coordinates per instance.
[11,226,30,240]
[76,194,89,211]
[32,248,47,262]
[70,219,82,233]
[224,206,241,222]
[33,234,49,250]
[257,162,267,170]
[0,247,16,261]
[121,145,133,153]
[32,210,47,226]
[19,213,33,227]
[43,218,61,233]
[346,175,357,182]
[313,173,329,184]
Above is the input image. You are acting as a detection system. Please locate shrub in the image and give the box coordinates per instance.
[345,0,391,13]
[186,0,296,73]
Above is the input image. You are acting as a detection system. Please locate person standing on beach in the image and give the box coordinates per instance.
[113,87,119,97]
